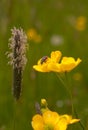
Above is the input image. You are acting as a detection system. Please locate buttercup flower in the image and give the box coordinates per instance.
[33,51,62,72]
[33,50,81,73]
[31,110,80,130]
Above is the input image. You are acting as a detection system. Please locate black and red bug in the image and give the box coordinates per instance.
[40,56,48,64]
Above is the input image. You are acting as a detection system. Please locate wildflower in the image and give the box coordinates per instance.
[33,51,81,73]
[33,51,62,72]
[75,16,87,31]
[7,27,28,100]
[31,110,80,130]
[27,28,37,41]
[32,99,80,130]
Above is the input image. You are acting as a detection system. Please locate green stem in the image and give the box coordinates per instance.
[64,72,74,115]
[56,72,85,130]
[65,73,85,129]
[56,72,74,115]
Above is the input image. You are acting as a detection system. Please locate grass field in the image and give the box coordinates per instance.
[0,0,88,130]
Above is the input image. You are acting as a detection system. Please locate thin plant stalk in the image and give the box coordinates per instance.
[56,72,85,130]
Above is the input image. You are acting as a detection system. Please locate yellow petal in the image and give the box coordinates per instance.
[60,57,82,72]
[55,114,80,130]
[50,51,62,63]
[70,119,80,124]
[55,122,67,130]
[31,114,44,130]
[48,63,61,72]
[43,110,59,126]
[33,64,50,72]
[55,115,70,130]
[33,57,52,72]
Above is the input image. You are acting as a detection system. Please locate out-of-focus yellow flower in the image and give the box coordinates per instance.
[31,110,80,130]
[27,28,37,40]
[75,16,87,31]
[27,28,42,43]
[33,51,81,73]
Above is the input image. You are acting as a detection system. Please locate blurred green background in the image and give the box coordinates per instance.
[0,0,88,130]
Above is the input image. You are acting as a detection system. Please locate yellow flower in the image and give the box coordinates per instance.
[33,51,81,73]
[31,110,80,130]
[27,28,42,43]
[33,51,62,72]
[75,16,87,31]
[27,28,37,40]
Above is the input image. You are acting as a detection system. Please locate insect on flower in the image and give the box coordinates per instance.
[40,56,48,64]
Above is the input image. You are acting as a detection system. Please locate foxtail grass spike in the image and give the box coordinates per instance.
[7,27,27,100]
